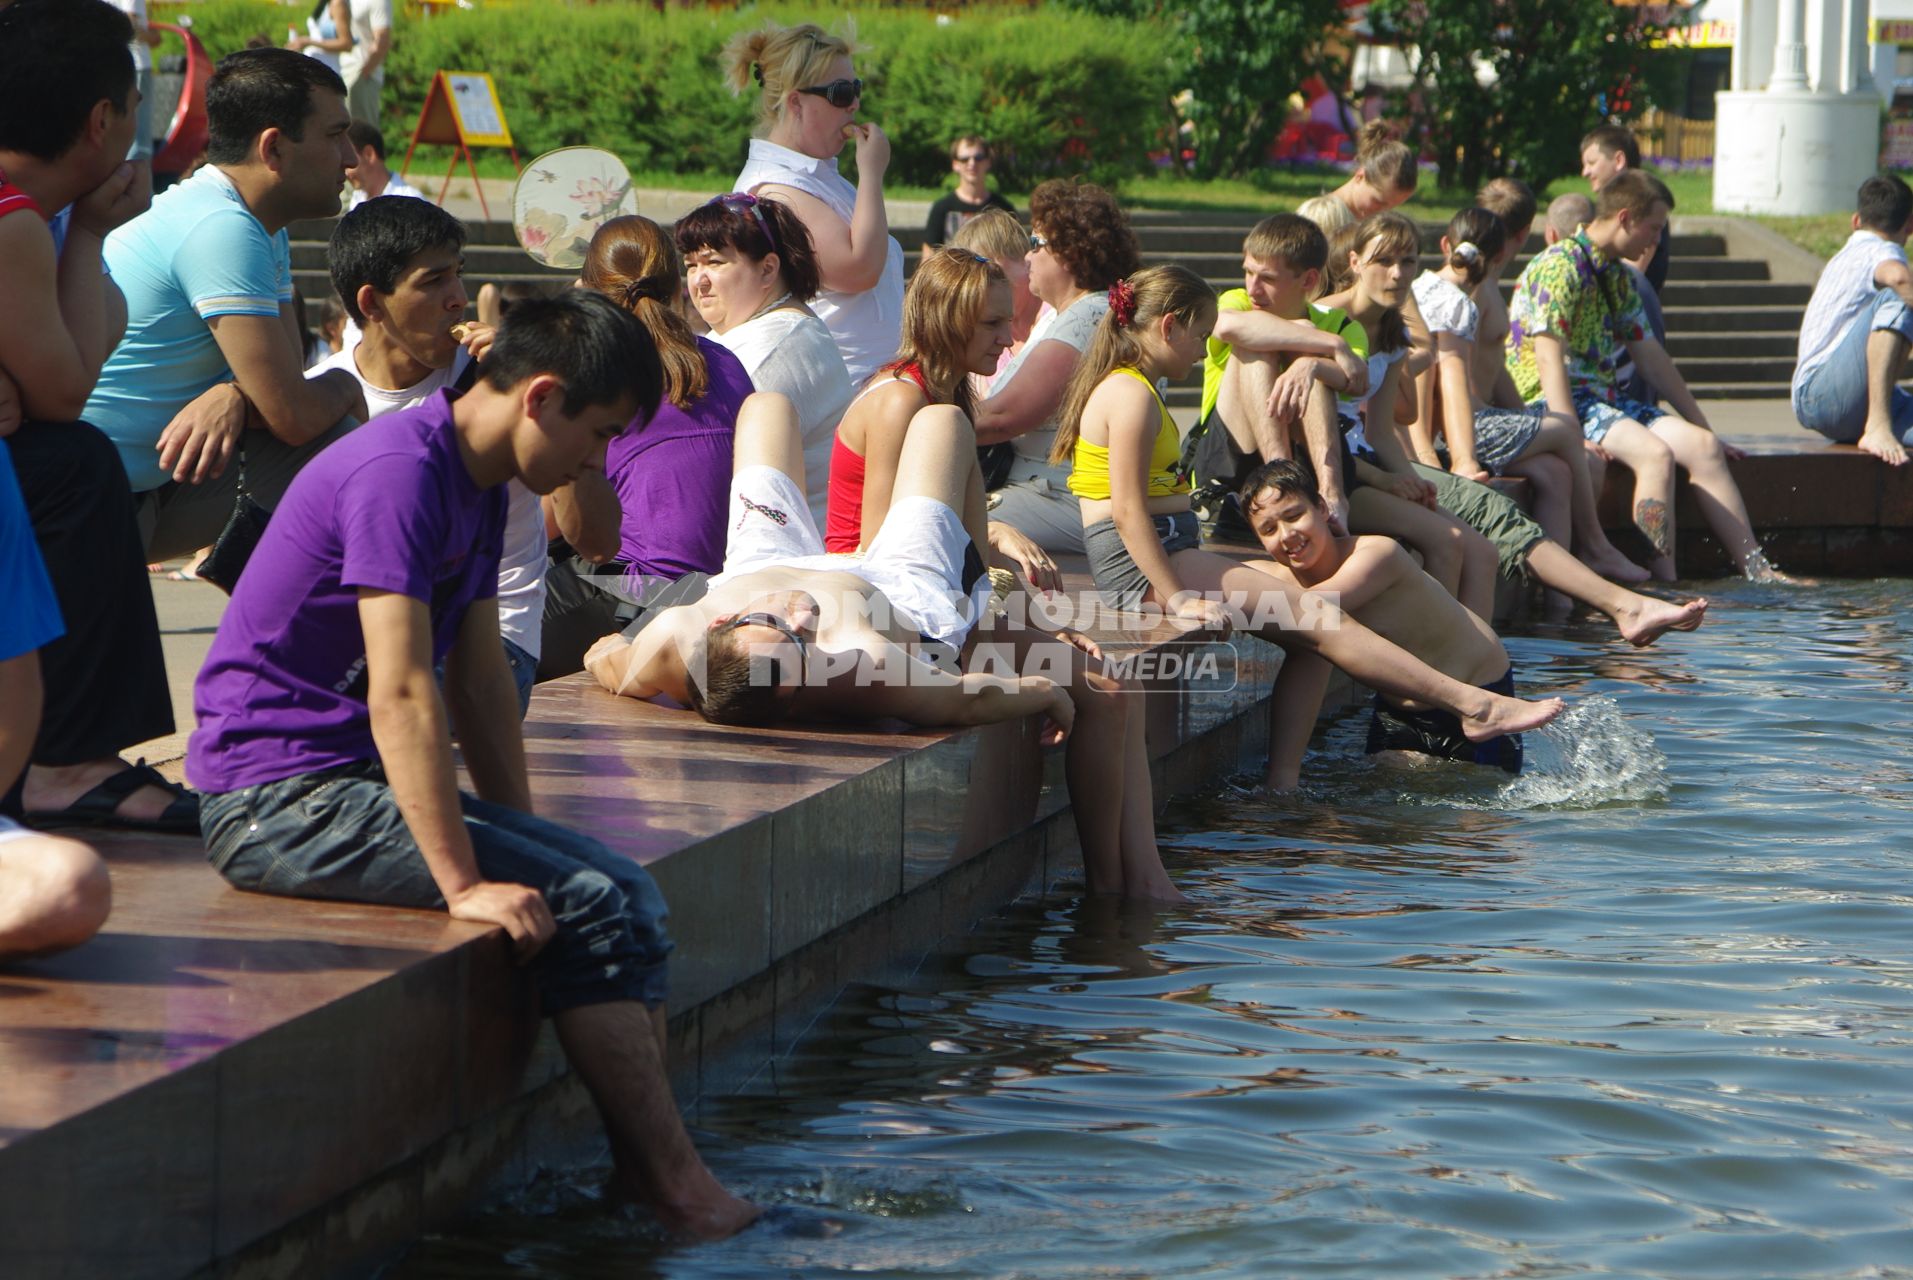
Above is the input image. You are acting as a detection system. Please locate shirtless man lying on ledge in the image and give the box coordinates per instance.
[586,395,1565,900]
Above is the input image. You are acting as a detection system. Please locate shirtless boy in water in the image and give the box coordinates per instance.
[1241,458,1536,787]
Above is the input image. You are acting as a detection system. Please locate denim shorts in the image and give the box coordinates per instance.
[1570,386,1671,444]
[201,760,672,1012]
[1083,510,1203,612]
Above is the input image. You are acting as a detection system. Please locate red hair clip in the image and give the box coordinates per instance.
[1107,279,1136,326]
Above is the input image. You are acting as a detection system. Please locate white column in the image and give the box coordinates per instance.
[1845,0,1874,94]
[1773,0,1811,90]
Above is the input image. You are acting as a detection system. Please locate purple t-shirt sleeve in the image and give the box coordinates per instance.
[336,459,451,602]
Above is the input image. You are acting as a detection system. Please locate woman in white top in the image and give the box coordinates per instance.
[675,191,850,528]
[971,179,1141,555]
[286,0,353,76]
[1411,206,1647,585]
[723,21,904,387]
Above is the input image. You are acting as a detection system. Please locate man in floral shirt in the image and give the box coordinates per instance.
[1505,172,1770,581]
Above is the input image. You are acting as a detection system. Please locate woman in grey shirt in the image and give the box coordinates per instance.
[972,180,1140,554]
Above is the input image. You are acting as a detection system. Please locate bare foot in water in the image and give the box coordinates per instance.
[1614,593,1707,647]
[623,1177,763,1241]
[1582,544,1652,584]
[1462,691,1566,743]
[1129,879,1191,906]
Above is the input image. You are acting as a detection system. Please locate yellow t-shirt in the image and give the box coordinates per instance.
[1196,288,1368,424]
[1068,366,1189,500]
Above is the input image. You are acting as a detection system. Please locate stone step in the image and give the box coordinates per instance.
[1125,249,1768,281]
[290,214,1736,261]
[1665,331,1799,357]
[1662,304,1808,331]
[1685,381,1792,399]
[1671,356,1801,383]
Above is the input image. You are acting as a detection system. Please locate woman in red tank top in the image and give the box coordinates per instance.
[825,248,1013,551]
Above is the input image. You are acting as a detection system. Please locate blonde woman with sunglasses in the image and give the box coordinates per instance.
[724,21,904,386]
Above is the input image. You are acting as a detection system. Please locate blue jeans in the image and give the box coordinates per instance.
[201,761,672,1012]
[1794,288,1913,444]
[503,636,537,717]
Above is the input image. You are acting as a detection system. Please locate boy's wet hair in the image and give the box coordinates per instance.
[1857,174,1913,235]
[686,630,783,726]
[1580,123,1640,168]
[0,0,135,162]
[481,291,665,423]
[1239,457,1323,516]
[328,195,468,325]
[1595,171,1672,224]
[205,48,348,165]
[1243,214,1328,275]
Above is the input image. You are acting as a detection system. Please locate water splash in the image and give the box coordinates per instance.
[1742,547,1787,583]
[1493,693,1667,809]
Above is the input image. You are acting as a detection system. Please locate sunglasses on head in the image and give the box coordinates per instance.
[721,611,809,688]
[709,192,776,252]
[798,77,864,109]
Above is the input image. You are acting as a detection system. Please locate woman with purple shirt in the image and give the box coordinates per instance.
[580,216,754,583]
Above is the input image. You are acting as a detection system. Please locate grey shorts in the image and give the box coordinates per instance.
[1083,510,1203,613]
[1468,405,1547,475]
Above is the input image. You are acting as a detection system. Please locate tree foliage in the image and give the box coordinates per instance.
[1063,0,1347,180]
[1367,0,1668,189]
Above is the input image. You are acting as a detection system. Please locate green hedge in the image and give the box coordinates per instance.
[158,1,1176,192]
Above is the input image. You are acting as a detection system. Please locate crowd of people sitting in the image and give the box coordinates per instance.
[8,0,1873,1244]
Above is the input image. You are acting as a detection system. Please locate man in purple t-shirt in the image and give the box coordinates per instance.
[188,293,759,1240]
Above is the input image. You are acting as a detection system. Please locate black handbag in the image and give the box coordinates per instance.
[195,452,270,595]
[978,440,1015,490]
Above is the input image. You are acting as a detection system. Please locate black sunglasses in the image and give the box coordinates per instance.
[721,611,809,688]
[798,78,864,110]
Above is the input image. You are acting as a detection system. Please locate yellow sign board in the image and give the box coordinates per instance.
[399,71,520,220]
[410,71,513,149]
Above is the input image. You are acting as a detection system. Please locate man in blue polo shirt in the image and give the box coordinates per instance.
[83,47,367,561]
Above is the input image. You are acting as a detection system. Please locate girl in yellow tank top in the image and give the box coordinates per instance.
[1065,366,1187,500]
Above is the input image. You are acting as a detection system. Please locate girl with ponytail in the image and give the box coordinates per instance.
[1410,207,1651,585]
[582,215,757,580]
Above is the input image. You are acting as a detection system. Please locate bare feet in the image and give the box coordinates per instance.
[1858,423,1909,467]
[1613,593,1708,648]
[1581,543,1652,584]
[616,1173,763,1242]
[1645,552,1677,582]
[1462,691,1566,743]
[1127,878,1191,906]
[24,759,184,824]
